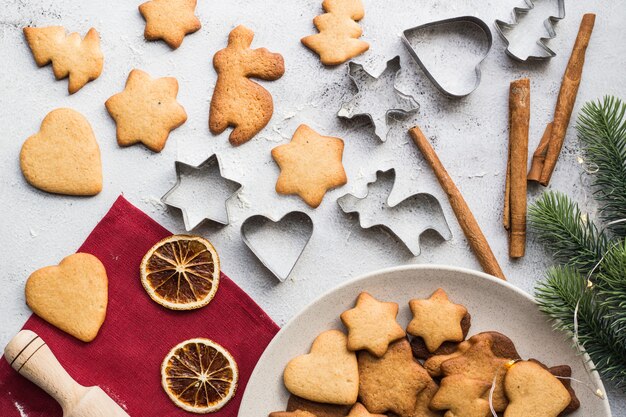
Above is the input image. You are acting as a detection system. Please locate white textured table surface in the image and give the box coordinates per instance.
[1,0,624,414]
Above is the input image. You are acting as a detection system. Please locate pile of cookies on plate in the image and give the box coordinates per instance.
[271,289,580,417]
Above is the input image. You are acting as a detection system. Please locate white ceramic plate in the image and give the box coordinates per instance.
[239,265,611,417]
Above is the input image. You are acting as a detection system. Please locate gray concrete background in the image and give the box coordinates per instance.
[1,0,624,413]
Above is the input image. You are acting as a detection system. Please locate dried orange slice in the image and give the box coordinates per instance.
[140,235,220,310]
[161,338,238,413]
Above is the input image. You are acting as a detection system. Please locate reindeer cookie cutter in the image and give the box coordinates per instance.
[337,168,451,256]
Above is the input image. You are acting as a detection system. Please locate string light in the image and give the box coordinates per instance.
[489,360,518,417]
[554,375,605,399]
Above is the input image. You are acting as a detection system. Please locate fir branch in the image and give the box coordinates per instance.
[535,266,626,387]
[529,191,606,272]
[577,96,626,237]
[595,240,626,335]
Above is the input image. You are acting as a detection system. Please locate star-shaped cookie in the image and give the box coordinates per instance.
[272,124,347,208]
[440,333,518,412]
[407,288,467,352]
[340,292,405,357]
[139,0,201,49]
[358,339,432,416]
[105,69,187,152]
[430,375,491,417]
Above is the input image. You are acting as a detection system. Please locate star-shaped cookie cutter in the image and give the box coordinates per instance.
[338,56,419,142]
[161,154,242,231]
[495,0,566,61]
[337,169,451,256]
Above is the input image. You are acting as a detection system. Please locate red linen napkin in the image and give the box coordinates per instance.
[0,195,279,416]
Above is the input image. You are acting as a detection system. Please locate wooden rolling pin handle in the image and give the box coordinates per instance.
[4,330,86,413]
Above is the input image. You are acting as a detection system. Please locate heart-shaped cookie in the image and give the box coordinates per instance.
[20,108,102,196]
[284,330,358,405]
[25,253,108,342]
[504,360,571,417]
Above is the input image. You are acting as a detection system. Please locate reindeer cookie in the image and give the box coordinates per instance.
[209,25,284,146]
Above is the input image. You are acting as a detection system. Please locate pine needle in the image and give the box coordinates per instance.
[535,266,626,387]
[577,96,626,237]
[529,191,606,272]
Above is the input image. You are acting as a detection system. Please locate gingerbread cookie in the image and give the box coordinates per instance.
[504,360,571,417]
[25,253,108,342]
[438,332,521,412]
[411,380,442,417]
[24,26,103,94]
[301,0,369,65]
[270,411,316,417]
[430,375,491,417]
[139,0,201,49]
[105,69,187,152]
[410,312,470,360]
[358,339,431,416]
[346,403,385,417]
[272,124,347,208]
[284,330,358,405]
[543,362,581,414]
[209,25,284,146]
[287,395,352,417]
[407,288,468,353]
[20,108,102,196]
[341,292,405,357]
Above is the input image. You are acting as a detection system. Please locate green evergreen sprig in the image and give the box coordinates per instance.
[529,192,606,272]
[535,266,626,387]
[577,96,626,237]
[531,96,626,389]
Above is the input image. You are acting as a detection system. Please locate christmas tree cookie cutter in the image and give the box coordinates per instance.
[241,211,314,281]
[337,169,452,256]
[337,56,419,142]
[161,154,242,231]
[402,16,493,98]
[495,0,566,61]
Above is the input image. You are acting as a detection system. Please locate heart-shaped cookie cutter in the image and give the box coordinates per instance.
[402,16,493,98]
[241,211,314,281]
[337,169,452,256]
[495,0,566,61]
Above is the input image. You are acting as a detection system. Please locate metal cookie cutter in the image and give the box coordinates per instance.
[161,154,242,231]
[337,169,451,256]
[338,56,419,142]
[495,0,565,61]
[241,211,313,281]
[402,16,493,98]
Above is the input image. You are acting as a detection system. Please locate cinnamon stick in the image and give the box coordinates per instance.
[506,78,530,258]
[538,13,595,186]
[409,126,506,280]
[527,122,553,182]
